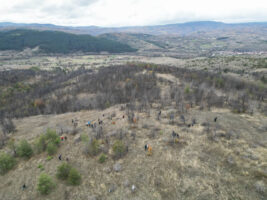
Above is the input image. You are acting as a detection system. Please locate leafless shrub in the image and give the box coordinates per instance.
[95,126,104,139]
[142,124,149,129]
[0,132,8,149]
[111,112,116,118]
[180,115,186,124]
[148,130,156,139]
[127,111,135,124]
[70,128,80,135]
[83,139,100,157]
[207,131,219,142]
[130,132,136,140]
[0,118,16,135]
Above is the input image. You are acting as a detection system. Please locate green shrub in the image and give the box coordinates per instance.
[81,133,89,143]
[257,82,266,91]
[56,163,81,186]
[112,140,127,158]
[56,163,71,180]
[34,129,60,155]
[17,140,33,159]
[37,173,56,195]
[46,156,53,161]
[46,143,57,155]
[30,66,40,71]
[223,68,229,73]
[68,168,81,186]
[215,77,225,88]
[45,129,60,145]
[260,75,267,84]
[37,164,44,171]
[184,86,190,94]
[35,134,46,154]
[0,153,16,175]
[98,153,107,163]
[105,101,110,108]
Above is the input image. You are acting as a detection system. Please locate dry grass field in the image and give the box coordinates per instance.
[0,103,266,200]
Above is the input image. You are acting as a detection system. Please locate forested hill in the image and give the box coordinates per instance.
[1,21,266,36]
[0,29,136,53]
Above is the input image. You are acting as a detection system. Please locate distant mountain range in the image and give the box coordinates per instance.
[1,21,267,36]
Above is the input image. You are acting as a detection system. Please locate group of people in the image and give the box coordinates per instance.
[60,136,67,141]
[58,154,69,161]
[86,118,104,128]
[144,144,152,156]
[71,118,78,128]
[144,130,180,156]
[86,113,127,128]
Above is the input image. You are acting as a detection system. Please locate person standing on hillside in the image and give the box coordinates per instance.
[144,144,152,156]
[22,184,26,190]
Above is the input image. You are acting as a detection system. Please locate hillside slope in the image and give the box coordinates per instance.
[0,104,266,200]
[0,63,266,199]
[0,29,136,53]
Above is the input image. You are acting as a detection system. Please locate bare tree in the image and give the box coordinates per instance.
[0,118,15,136]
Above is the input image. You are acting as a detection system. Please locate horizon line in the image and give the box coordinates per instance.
[1,20,267,29]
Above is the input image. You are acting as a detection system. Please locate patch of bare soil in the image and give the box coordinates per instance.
[156,73,180,84]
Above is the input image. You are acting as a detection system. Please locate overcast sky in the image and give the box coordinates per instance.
[0,0,266,27]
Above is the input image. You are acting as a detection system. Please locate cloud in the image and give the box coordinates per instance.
[75,0,98,6]
[0,0,266,26]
